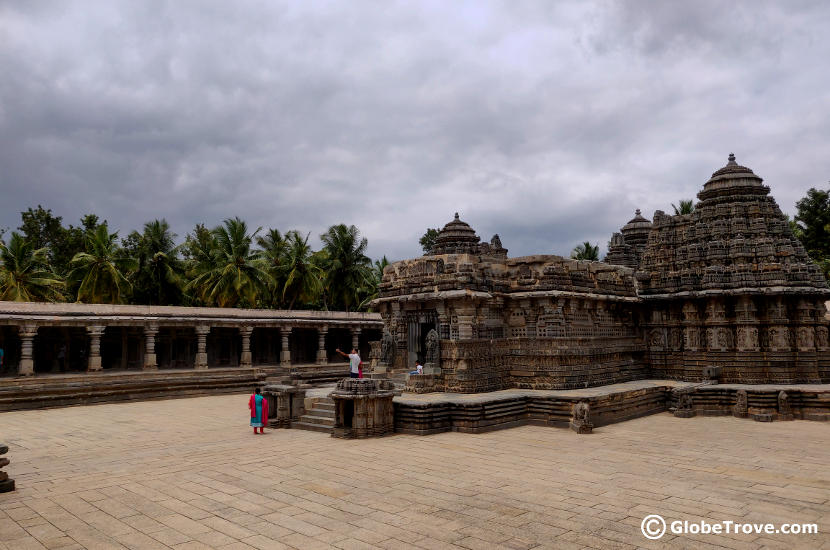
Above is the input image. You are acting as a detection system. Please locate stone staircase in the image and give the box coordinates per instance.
[294,397,336,433]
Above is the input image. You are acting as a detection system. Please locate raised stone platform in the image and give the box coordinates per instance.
[671,382,830,421]
[0,368,275,411]
[393,380,830,435]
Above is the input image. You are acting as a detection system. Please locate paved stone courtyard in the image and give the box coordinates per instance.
[1,395,828,550]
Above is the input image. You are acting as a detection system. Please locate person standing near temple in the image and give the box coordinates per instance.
[335,347,361,378]
[248,387,269,434]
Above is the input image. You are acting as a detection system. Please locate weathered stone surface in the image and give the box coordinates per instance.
[0,441,12,493]
[330,378,396,438]
[262,382,307,428]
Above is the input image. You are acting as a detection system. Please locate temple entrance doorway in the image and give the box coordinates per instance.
[406,311,436,366]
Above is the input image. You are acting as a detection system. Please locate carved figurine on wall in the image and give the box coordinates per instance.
[380,329,395,365]
[425,328,440,366]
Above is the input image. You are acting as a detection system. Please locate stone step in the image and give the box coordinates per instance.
[307,408,334,419]
[298,414,335,427]
[315,401,335,411]
[293,421,334,433]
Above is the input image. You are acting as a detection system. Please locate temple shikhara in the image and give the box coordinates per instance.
[372,154,830,401]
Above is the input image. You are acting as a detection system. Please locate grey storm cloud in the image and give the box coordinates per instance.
[1,0,829,262]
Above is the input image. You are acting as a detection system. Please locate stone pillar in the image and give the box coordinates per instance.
[455,305,475,341]
[705,298,729,351]
[195,326,210,370]
[735,296,759,352]
[316,326,328,365]
[17,324,38,377]
[143,325,158,370]
[280,327,292,366]
[240,326,253,367]
[86,325,105,372]
[682,301,701,351]
[795,299,815,352]
[767,296,790,352]
[351,327,361,351]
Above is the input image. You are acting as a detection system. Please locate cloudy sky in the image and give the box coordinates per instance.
[1,1,829,261]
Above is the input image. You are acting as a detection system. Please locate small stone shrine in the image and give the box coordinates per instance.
[330,378,396,439]
[262,381,307,428]
[0,443,13,493]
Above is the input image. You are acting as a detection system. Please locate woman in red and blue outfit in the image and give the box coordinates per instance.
[248,387,269,434]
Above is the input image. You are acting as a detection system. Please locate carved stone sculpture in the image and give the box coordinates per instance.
[425,328,440,366]
[778,390,794,421]
[733,389,748,418]
[673,390,695,418]
[380,329,395,366]
[0,444,13,493]
[570,401,593,434]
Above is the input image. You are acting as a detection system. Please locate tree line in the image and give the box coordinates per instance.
[0,206,389,310]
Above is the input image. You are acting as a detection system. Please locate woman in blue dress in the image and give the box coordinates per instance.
[248,387,269,434]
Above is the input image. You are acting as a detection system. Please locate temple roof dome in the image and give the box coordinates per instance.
[430,212,481,255]
[699,153,766,201]
[621,209,653,232]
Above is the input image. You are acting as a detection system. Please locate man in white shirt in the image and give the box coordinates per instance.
[335,348,361,378]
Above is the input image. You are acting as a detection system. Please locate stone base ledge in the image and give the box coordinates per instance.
[394,380,830,435]
[0,368,270,411]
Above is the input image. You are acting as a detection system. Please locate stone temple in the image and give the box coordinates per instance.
[372,154,830,394]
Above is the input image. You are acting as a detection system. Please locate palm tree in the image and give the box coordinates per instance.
[672,199,695,215]
[320,224,372,311]
[130,220,185,305]
[281,231,322,310]
[0,232,64,301]
[256,228,290,308]
[68,225,135,304]
[186,217,272,308]
[571,241,600,261]
[358,256,389,310]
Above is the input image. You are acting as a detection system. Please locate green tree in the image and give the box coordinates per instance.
[419,228,440,254]
[186,217,272,307]
[17,206,90,275]
[67,224,135,304]
[281,231,322,310]
[571,241,600,261]
[794,187,830,258]
[672,199,695,215]
[783,214,804,240]
[358,256,389,310]
[256,229,290,308]
[793,186,830,282]
[320,224,372,311]
[126,220,185,305]
[0,232,64,302]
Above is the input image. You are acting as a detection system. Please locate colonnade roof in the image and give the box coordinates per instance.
[0,301,382,327]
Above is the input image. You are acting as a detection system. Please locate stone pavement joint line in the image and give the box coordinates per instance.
[1,394,828,549]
